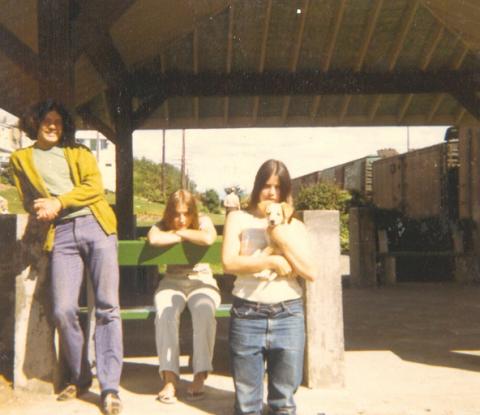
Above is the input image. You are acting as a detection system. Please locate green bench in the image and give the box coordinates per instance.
[81,239,230,319]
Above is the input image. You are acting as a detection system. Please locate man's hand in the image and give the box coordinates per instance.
[33,197,62,222]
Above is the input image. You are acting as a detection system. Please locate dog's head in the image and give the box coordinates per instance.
[259,201,295,227]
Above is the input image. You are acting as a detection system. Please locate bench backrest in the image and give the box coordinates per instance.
[118,239,222,266]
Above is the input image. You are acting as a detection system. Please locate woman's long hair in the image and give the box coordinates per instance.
[248,159,292,211]
[18,99,76,144]
[161,189,200,230]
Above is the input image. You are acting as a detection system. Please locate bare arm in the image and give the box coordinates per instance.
[221,210,292,276]
[147,224,182,246]
[175,215,217,246]
[268,218,317,281]
[148,216,217,247]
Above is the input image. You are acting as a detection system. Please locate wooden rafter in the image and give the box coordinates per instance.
[161,54,170,127]
[252,0,272,124]
[456,108,467,124]
[310,0,346,120]
[72,0,135,60]
[397,23,444,122]
[0,23,39,81]
[193,28,199,125]
[340,0,383,121]
[77,105,117,144]
[224,3,235,125]
[451,90,480,120]
[282,0,310,125]
[369,0,419,120]
[84,28,130,91]
[133,54,170,130]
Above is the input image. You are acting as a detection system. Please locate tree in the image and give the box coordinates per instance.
[134,157,196,203]
[201,189,221,213]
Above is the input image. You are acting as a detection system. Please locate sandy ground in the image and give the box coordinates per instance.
[2,283,480,415]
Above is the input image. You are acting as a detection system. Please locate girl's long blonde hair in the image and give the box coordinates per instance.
[161,189,200,230]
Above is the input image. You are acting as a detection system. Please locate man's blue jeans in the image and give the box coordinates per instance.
[50,215,123,393]
[229,297,305,415]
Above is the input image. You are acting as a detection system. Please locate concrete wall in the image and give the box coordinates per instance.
[0,214,58,393]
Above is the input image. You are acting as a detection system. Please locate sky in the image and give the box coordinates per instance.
[133,126,448,196]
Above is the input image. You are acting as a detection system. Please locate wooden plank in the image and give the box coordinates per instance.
[80,304,231,320]
[378,251,459,257]
[118,240,222,266]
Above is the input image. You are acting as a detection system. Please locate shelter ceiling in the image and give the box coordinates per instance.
[0,0,479,135]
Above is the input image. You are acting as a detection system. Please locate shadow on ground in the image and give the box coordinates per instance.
[343,282,480,372]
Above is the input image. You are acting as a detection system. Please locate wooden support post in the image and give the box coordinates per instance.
[37,0,74,107]
[112,88,135,240]
[300,210,345,388]
[349,207,377,286]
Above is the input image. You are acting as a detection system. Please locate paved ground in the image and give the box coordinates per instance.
[1,282,480,415]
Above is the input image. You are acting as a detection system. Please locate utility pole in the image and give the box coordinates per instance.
[181,129,186,188]
[406,126,410,151]
[161,129,166,201]
[95,130,100,161]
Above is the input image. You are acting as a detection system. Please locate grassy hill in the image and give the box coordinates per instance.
[0,185,224,226]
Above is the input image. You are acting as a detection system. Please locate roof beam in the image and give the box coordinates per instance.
[369,0,419,120]
[310,0,346,120]
[0,23,39,81]
[397,23,444,122]
[252,0,273,124]
[428,44,468,122]
[340,0,383,121]
[282,0,310,125]
[133,69,479,99]
[224,3,235,126]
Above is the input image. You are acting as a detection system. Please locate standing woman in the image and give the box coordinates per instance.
[147,189,220,403]
[222,159,316,415]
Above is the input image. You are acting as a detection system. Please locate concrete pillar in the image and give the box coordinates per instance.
[300,210,345,388]
[0,214,58,392]
[349,207,377,286]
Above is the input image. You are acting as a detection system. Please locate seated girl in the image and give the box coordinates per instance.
[147,189,220,404]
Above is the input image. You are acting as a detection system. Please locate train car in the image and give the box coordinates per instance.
[291,155,380,199]
[372,139,459,219]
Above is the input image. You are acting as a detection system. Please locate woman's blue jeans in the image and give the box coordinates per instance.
[229,297,305,415]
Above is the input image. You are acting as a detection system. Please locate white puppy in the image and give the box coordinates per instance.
[253,201,295,280]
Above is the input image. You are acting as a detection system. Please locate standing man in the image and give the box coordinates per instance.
[223,186,240,216]
[10,100,123,415]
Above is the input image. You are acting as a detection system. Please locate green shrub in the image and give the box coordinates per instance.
[295,182,352,252]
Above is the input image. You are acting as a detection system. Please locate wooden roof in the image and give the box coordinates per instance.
[0,0,479,133]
